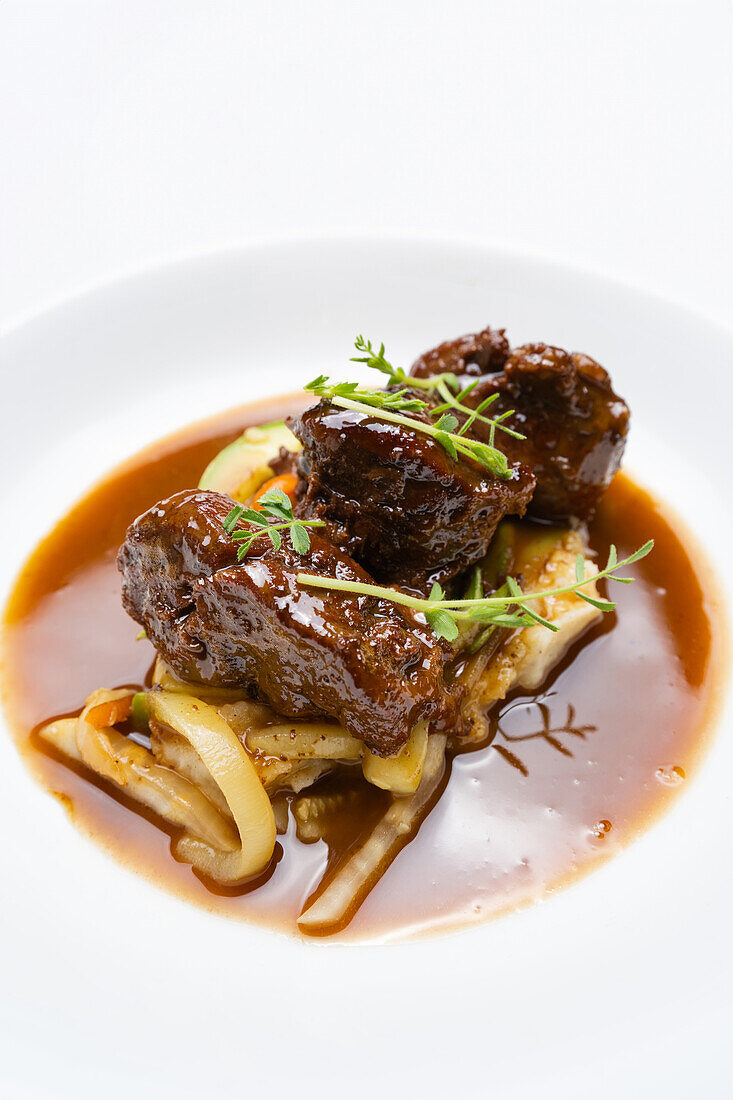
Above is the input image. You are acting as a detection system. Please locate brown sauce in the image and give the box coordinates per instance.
[0,397,725,941]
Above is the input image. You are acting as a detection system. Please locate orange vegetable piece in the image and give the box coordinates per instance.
[250,473,298,511]
[84,694,134,730]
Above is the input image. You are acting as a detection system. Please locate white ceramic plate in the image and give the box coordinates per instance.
[0,240,731,1100]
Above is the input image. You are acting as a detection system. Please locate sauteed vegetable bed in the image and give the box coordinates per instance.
[1,325,718,939]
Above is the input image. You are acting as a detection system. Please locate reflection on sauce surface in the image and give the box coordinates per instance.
[0,397,724,941]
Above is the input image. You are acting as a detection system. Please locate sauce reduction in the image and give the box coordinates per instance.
[0,397,722,940]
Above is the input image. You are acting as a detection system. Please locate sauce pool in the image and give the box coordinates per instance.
[0,397,724,941]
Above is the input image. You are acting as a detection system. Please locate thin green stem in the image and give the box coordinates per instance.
[330,395,509,477]
[296,572,477,618]
[296,539,654,630]
[434,379,515,440]
[350,334,524,440]
[405,374,525,442]
[257,520,324,533]
[433,548,649,606]
[330,395,441,439]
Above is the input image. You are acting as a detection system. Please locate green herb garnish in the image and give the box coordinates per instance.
[304,335,529,478]
[223,487,324,561]
[352,335,526,447]
[424,582,461,642]
[305,374,512,479]
[296,540,654,641]
[305,376,429,414]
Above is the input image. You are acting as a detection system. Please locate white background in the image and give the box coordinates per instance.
[1,7,733,1098]
[1,0,731,334]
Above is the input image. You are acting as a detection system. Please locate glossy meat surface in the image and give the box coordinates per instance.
[118,490,451,754]
[290,400,535,587]
[410,332,630,520]
[411,325,510,379]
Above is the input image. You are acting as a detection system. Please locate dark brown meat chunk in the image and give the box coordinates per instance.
[118,490,452,755]
[411,325,510,380]
[410,332,630,520]
[290,399,535,587]
[268,446,299,479]
[469,344,630,520]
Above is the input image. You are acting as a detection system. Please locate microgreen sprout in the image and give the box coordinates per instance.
[223,487,324,560]
[352,334,526,446]
[305,370,512,479]
[296,540,654,642]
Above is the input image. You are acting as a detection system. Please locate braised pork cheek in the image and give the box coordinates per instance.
[410,333,630,520]
[290,399,535,587]
[117,489,451,755]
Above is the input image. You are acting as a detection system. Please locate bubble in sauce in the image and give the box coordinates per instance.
[655,765,686,787]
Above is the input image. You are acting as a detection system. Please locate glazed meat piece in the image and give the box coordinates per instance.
[411,324,510,380]
[118,490,451,755]
[467,344,630,520]
[410,332,630,520]
[290,399,535,587]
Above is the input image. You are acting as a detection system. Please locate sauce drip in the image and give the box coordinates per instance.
[0,398,722,941]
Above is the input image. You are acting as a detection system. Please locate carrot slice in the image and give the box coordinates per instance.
[84,692,134,730]
[250,473,298,510]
